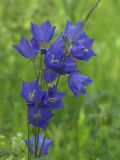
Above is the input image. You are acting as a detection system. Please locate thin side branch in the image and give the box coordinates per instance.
[82,0,102,27]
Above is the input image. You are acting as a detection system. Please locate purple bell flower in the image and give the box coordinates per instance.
[13,37,38,58]
[20,80,44,104]
[63,20,96,61]
[43,67,59,82]
[64,20,82,42]
[44,35,64,71]
[28,104,53,129]
[31,37,41,51]
[60,56,78,74]
[31,20,56,43]
[70,35,96,61]
[24,134,52,155]
[68,73,93,97]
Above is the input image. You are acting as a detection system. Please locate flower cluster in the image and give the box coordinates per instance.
[13,20,95,158]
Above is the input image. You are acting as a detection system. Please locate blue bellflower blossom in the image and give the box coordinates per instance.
[63,20,96,61]
[31,37,41,51]
[68,73,93,97]
[28,104,53,129]
[42,85,64,110]
[61,56,78,74]
[44,35,64,71]
[64,20,92,46]
[45,55,77,75]
[31,21,56,43]
[20,80,53,129]
[13,37,38,58]
[64,20,82,42]
[24,134,52,155]
[20,80,44,104]
[43,35,64,82]
[44,35,78,82]
[43,67,59,83]
[14,21,55,58]
[70,34,96,61]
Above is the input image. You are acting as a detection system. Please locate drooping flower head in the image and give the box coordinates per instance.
[63,20,96,61]
[13,37,38,58]
[24,134,52,155]
[43,67,59,83]
[64,20,82,42]
[68,73,93,97]
[31,20,56,43]
[70,33,96,61]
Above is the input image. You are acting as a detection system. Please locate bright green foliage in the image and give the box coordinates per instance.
[0,0,120,159]
[0,133,27,159]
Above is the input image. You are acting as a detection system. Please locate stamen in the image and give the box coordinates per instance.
[48,97,57,102]
[84,49,89,52]
[28,90,36,101]
[33,110,41,121]
[51,55,58,63]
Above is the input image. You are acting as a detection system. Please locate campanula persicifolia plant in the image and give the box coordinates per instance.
[13,0,101,159]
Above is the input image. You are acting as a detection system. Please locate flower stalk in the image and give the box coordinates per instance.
[13,0,101,159]
[82,0,102,27]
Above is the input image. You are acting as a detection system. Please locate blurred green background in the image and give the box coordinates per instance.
[0,0,120,159]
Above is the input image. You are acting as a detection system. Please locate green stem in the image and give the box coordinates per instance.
[32,54,44,157]
[36,128,40,156]
[71,0,102,43]
[56,74,61,87]
[27,110,30,160]
[38,54,43,82]
[82,0,102,27]
[32,58,38,78]
[32,57,40,158]
[35,128,37,158]
[38,124,48,157]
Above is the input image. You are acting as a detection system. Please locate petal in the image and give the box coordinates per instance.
[24,136,34,154]
[68,73,92,97]
[31,21,55,43]
[44,35,64,71]
[13,37,38,58]
[68,76,82,97]
[61,66,78,74]
[64,20,82,41]
[20,80,44,103]
[31,37,41,51]
[71,46,96,61]
[25,134,52,155]
[28,105,53,129]
[43,68,58,82]
[42,139,52,155]
[61,56,78,74]
[42,85,64,110]
[79,49,96,61]
[38,135,52,155]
